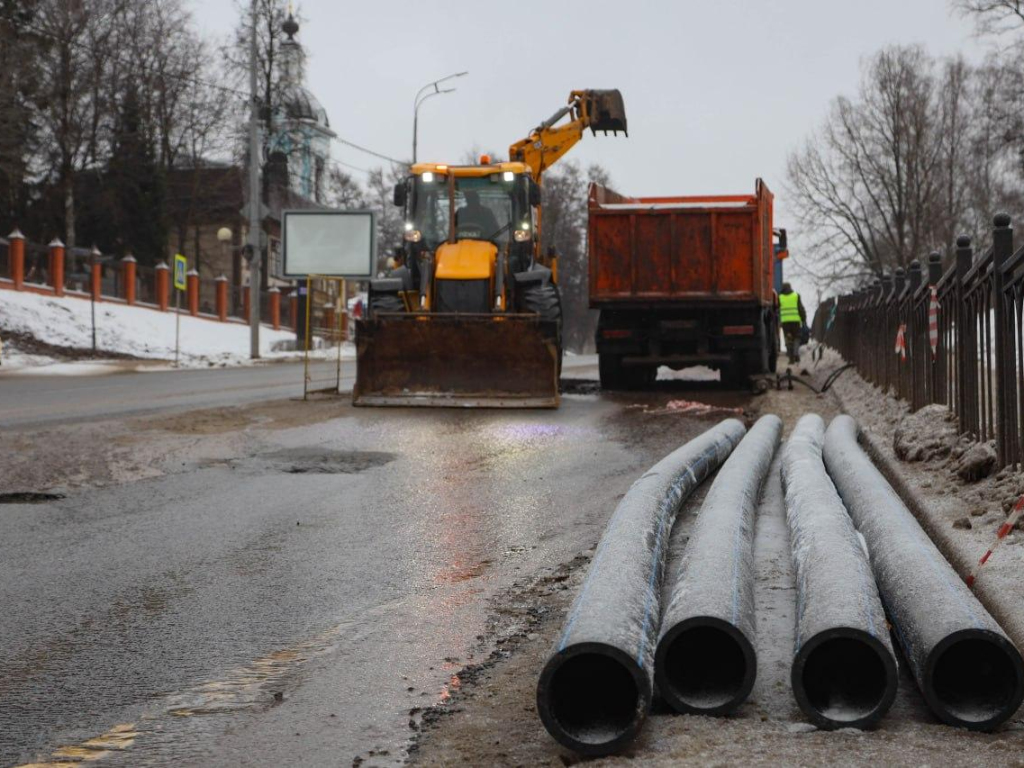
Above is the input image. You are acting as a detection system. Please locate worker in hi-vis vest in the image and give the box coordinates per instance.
[778,282,807,364]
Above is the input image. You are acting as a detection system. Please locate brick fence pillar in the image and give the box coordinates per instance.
[155,262,170,311]
[289,293,298,329]
[90,246,102,302]
[215,275,229,321]
[49,239,65,296]
[122,254,137,305]
[8,229,24,288]
[187,269,200,316]
[268,287,281,330]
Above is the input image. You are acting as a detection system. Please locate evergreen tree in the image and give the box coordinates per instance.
[106,87,167,264]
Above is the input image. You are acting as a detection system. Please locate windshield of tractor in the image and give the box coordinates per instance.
[410,173,526,248]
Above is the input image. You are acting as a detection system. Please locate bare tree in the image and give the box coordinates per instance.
[324,167,366,210]
[786,46,974,289]
[32,0,128,247]
[953,0,1024,37]
[540,160,611,352]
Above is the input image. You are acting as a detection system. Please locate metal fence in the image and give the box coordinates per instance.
[815,214,1024,471]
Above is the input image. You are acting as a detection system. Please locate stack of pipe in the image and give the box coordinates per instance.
[824,415,1024,730]
[536,419,746,756]
[782,414,898,729]
[655,415,782,715]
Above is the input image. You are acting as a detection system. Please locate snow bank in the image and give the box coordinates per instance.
[0,290,352,369]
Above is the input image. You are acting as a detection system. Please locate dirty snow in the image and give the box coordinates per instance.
[657,365,719,382]
[0,289,352,369]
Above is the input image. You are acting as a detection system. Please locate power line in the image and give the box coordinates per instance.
[332,137,404,165]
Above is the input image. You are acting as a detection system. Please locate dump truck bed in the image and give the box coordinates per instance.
[588,181,775,308]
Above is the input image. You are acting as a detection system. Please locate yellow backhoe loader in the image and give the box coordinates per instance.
[353,89,627,408]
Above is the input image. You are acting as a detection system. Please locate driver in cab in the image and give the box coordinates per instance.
[457,190,499,237]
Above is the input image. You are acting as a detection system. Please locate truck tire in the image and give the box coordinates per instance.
[600,355,654,391]
[768,315,779,373]
[599,353,626,390]
[520,271,563,377]
[370,292,404,314]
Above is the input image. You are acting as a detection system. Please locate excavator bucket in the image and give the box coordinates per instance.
[353,314,560,408]
[583,89,628,135]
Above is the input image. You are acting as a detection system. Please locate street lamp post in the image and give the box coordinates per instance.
[246,0,262,359]
[412,71,468,163]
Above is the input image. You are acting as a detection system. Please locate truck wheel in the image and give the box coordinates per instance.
[624,365,656,390]
[521,271,563,378]
[599,353,625,390]
[768,318,779,373]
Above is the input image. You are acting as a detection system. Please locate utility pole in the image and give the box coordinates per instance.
[247,0,262,359]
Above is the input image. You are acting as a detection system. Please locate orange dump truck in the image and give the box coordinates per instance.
[588,180,787,388]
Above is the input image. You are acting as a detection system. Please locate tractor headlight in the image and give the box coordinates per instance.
[513,229,531,243]
[404,228,422,243]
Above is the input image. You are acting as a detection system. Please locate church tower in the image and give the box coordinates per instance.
[268,9,335,203]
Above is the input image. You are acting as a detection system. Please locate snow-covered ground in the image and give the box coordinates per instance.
[0,290,353,372]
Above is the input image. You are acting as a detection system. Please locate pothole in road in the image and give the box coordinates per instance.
[263,448,397,475]
[0,492,66,504]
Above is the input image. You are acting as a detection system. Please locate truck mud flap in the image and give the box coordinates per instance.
[353,314,560,408]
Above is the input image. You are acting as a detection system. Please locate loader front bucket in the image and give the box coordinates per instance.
[583,89,628,135]
[353,313,560,408]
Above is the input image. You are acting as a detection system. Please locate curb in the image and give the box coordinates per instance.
[829,385,1024,653]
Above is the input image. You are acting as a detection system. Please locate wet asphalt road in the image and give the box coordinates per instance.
[0,362,312,429]
[0,363,747,766]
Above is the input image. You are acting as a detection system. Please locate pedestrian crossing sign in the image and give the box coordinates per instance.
[173,254,187,291]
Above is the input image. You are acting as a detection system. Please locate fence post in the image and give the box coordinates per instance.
[992,213,1013,467]
[243,285,251,321]
[955,236,973,434]
[155,262,170,311]
[91,246,103,302]
[905,261,922,402]
[49,238,65,296]
[8,229,24,289]
[187,269,200,316]
[269,287,281,330]
[927,251,943,405]
[215,275,229,321]
[122,254,137,305]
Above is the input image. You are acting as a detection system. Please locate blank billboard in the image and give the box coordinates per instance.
[282,210,376,279]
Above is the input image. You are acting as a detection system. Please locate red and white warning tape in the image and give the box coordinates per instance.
[895,323,907,361]
[966,493,1024,588]
[928,286,939,360]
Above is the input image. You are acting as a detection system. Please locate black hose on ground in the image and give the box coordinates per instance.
[654,414,782,716]
[823,415,1024,730]
[536,419,747,756]
[782,414,898,729]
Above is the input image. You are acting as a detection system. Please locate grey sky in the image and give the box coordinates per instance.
[191,0,987,296]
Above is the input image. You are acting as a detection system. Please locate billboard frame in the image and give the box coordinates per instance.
[282,209,377,280]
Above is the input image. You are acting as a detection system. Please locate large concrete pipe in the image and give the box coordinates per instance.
[782,414,898,729]
[824,415,1024,730]
[537,419,746,756]
[654,414,782,716]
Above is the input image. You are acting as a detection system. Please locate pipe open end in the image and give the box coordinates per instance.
[655,618,756,715]
[792,631,897,730]
[537,645,649,756]
[926,631,1024,730]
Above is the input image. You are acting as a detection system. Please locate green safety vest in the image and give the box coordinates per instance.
[779,292,801,324]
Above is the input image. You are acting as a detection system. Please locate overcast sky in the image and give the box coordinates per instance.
[190,1,988,296]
